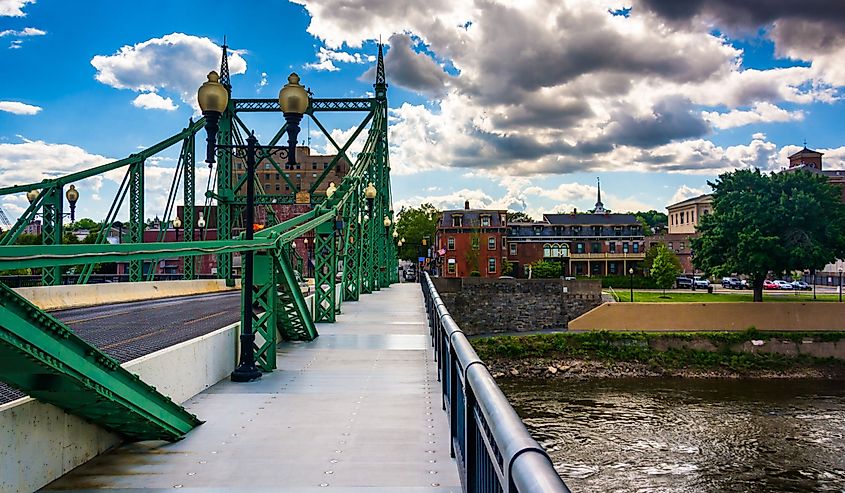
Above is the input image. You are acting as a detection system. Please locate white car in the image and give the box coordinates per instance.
[693,276,710,288]
[773,280,793,290]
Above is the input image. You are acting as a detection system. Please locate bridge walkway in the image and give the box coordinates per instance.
[44,282,462,492]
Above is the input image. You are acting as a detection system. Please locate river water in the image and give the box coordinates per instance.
[498,378,845,492]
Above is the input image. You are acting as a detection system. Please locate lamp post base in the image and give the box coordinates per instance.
[230,364,262,382]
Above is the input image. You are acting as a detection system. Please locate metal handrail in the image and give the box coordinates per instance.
[421,273,571,493]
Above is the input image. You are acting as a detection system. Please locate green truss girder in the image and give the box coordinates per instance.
[251,252,278,371]
[0,282,201,441]
[40,187,62,286]
[215,103,234,284]
[314,221,337,323]
[183,131,196,280]
[128,161,144,282]
[276,250,318,342]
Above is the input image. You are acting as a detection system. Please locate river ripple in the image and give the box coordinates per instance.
[498,378,845,492]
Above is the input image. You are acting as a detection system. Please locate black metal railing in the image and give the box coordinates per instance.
[421,273,571,493]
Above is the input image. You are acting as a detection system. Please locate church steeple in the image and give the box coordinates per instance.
[593,177,607,214]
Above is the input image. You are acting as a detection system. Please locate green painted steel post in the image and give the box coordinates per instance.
[182,129,196,280]
[215,102,234,285]
[128,161,145,282]
[40,186,62,286]
[314,219,337,322]
[342,186,362,301]
[251,251,278,371]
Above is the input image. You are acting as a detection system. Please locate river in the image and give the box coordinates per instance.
[498,377,845,492]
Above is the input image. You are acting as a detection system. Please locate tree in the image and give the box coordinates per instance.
[395,203,439,261]
[634,210,668,233]
[692,168,845,302]
[506,211,534,223]
[643,242,682,274]
[69,218,99,231]
[529,260,561,278]
[650,244,680,296]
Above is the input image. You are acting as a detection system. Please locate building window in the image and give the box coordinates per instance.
[551,244,560,257]
[576,242,585,253]
[312,163,317,170]
[264,163,272,170]
[447,259,456,274]
[488,258,496,273]
[633,242,639,253]
[275,173,280,180]
[285,185,290,191]
[509,243,517,255]
[609,242,616,253]
[543,243,551,257]
[678,213,683,224]
[452,216,463,227]
[471,237,479,250]
[502,236,506,248]
[622,242,629,253]
[593,225,601,235]
[670,215,674,225]
[264,173,270,180]
[561,244,569,257]
[264,183,270,191]
[703,209,710,215]
[668,241,673,250]
[481,216,491,227]
[488,237,496,250]
[679,241,685,251]
[275,184,281,191]
[591,242,601,253]
[448,237,455,250]
[609,263,617,274]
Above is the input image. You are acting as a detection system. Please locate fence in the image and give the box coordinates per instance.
[0,274,218,288]
[421,272,571,493]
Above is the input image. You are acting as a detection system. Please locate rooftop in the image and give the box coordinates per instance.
[542,213,640,225]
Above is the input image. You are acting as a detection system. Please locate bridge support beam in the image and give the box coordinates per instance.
[182,127,196,280]
[128,161,145,282]
[251,251,278,371]
[314,220,337,323]
[40,186,63,286]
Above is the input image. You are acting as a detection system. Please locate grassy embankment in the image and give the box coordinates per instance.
[471,330,845,375]
[613,291,840,302]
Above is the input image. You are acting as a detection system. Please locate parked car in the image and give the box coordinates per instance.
[763,280,778,290]
[773,280,793,290]
[693,276,710,288]
[791,280,811,290]
[403,268,417,281]
[676,276,693,289]
[721,277,744,289]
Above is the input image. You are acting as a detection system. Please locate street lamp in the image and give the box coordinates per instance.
[326,182,337,199]
[65,185,79,222]
[364,182,377,216]
[197,212,206,240]
[198,68,309,383]
[629,267,634,302]
[392,230,399,239]
[26,189,38,204]
[172,216,182,241]
[383,216,391,235]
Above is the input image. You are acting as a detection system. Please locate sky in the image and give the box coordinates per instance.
[1,0,845,223]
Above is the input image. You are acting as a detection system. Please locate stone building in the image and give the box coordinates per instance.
[648,194,712,274]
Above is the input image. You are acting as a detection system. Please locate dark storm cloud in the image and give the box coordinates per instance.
[636,0,845,32]
[605,97,710,148]
[362,33,453,96]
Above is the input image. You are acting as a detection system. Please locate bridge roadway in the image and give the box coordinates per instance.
[0,291,241,405]
[42,282,462,492]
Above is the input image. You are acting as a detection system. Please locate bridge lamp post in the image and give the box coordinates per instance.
[629,267,634,302]
[198,69,310,383]
[66,185,79,223]
[196,212,206,240]
[172,216,182,242]
[383,216,391,236]
[364,182,377,216]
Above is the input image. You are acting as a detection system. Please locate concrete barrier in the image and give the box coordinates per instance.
[0,321,239,493]
[14,279,240,311]
[569,302,845,331]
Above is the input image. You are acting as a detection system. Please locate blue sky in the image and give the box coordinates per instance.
[1,0,844,222]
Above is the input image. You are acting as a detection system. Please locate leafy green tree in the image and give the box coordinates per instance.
[506,211,534,223]
[69,218,99,231]
[529,260,561,278]
[692,168,845,302]
[650,244,680,296]
[644,242,682,274]
[395,203,439,261]
[634,210,668,233]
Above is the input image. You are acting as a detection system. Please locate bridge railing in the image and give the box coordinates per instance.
[0,273,218,288]
[421,273,571,493]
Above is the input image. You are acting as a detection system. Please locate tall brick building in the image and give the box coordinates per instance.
[647,194,712,274]
[435,202,507,278]
[233,146,350,198]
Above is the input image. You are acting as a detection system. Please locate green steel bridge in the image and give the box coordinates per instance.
[0,46,568,492]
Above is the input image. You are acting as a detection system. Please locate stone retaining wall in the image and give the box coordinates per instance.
[434,277,602,335]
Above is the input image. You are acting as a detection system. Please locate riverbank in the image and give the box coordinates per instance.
[472,330,845,379]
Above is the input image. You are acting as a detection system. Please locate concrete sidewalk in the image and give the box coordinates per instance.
[43,283,461,492]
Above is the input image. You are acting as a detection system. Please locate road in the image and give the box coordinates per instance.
[0,291,241,405]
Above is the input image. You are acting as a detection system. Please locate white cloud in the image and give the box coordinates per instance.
[0,100,41,115]
[132,92,178,111]
[0,0,34,16]
[0,26,44,36]
[257,72,268,91]
[8,39,22,49]
[702,102,803,129]
[91,33,247,109]
[306,47,374,71]
[669,185,709,205]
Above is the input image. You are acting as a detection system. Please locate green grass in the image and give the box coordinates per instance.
[613,291,840,303]
[470,330,845,372]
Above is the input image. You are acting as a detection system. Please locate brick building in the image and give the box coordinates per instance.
[233,146,350,199]
[506,213,645,277]
[647,194,712,274]
[435,202,507,278]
